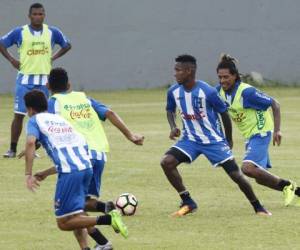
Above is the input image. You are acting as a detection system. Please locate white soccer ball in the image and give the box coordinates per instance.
[115,193,138,216]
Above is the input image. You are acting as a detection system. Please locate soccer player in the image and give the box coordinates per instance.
[24,90,128,250]
[216,54,300,206]
[45,67,143,249]
[160,54,271,217]
[0,3,71,158]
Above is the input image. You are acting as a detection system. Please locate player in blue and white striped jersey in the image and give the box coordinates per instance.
[160,54,271,217]
[24,90,128,249]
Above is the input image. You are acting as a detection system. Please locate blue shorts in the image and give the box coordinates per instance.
[87,159,106,198]
[14,84,49,114]
[243,132,272,169]
[172,139,234,167]
[54,168,93,218]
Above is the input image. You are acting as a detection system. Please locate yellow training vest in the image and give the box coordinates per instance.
[219,82,274,139]
[53,91,110,153]
[19,24,52,74]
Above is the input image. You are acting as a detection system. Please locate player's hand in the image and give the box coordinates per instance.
[169,128,180,140]
[273,130,282,146]
[10,58,20,70]
[26,175,40,192]
[17,150,25,159]
[34,171,48,181]
[128,134,144,145]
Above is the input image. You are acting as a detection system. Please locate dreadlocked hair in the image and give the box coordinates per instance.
[217,53,241,81]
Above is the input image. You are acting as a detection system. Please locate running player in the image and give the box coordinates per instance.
[216,53,299,206]
[24,90,128,250]
[160,54,271,217]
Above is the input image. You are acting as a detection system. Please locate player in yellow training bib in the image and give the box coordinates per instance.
[216,54,299,206]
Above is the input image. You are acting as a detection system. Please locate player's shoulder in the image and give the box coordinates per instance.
[215,84,222,92]
[3,26,23,37]
[196,80,217,95]
[167,83,180,93]
[27,114,38,126]
[241,83,257,97]
[48,25,63,32]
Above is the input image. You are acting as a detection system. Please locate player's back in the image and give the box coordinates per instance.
[32,112,91,173]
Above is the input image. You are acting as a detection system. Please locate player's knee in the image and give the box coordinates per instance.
[160,155,176,171]
[241,163,254,177]
[14,113,25,121]
[56,220,71,231]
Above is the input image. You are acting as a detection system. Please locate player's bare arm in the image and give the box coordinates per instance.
[25,135,39,192]
[106,110,144,145]
[0,43,20,70]
[220,111,233,149]
[167,110,180,140]
[34,167,57,181]
[271,99,281,146]
[51,43,71,62]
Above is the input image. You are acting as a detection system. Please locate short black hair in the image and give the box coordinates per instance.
[217,54,241,81]
[175,54,197,67]
[48,67,69,92]
[29,3,44,14]
[24,90,48,113]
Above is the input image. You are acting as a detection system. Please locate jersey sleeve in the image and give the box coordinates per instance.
[166,88,176,112]
[26,117,40,140]
[49,26,70,48]
[0,27,22,48]
[242,87,273,110]
[206,88,228,113]
[88,98,109,121]
[48,97,57,114]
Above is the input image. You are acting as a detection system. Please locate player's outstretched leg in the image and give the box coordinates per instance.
[160,153,197,217]
[241,162,298,206]
[56,211,128,238]
[109,210,128,238]
[221,159,272,216]
[85,198,116,214]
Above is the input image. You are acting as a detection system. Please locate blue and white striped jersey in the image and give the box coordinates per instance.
[166,80,228,144]
[26,113,92,173]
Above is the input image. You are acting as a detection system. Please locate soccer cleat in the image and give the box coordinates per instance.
[109,210,128,238]
[3,150,16,158]
[34,152,41,158]
[105,201,116,214]
[283,182,296,206]
[255,207,272,216]
[94,241,113,250]
[171,199,198,217]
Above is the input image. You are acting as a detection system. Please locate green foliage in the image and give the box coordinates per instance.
[1,88,300,249]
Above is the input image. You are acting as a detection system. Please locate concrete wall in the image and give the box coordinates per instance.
[1,0,300,93]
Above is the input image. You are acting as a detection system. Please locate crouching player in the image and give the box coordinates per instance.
[24,90,128,250]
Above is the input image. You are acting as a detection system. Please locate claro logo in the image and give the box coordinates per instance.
[27,47,49,55]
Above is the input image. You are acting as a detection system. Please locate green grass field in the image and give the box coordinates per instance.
[0,87,300,250]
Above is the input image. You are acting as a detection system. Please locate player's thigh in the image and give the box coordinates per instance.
[14,84,31,114]
[55,169,93,218]
[201,141,234,167]
[87,159,105,198]
[244,133,272,169]
[166,139,201,164]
